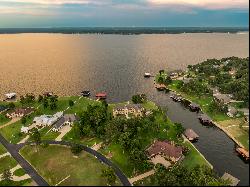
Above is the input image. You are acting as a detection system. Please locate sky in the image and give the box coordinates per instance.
[0,0,249,28]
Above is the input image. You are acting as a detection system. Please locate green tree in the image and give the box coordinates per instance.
[1,169,12,182]
[174,123,185,137]
[70,144,83,155]
[43,97,49,109]
[21,117,27,125]
[49,95,58,110]
[30,128,41,152]
[69,100,74,107]
[38,95,43,103]
[7,102,15,109]
[101,167,116,186]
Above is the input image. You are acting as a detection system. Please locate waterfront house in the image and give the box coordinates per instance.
[146,140,183,162]
[5,93,16,100]
[198,114,213,126]
[227,106,238,118]
[113,104,145,118]
[96,92,107,100]
[189,102,200,112]
[52,114,79,132]
[182,78,192,84]
[6,107,35,119]
[213,93,232,105]
[33,111,63,127]
[184,129,199,142]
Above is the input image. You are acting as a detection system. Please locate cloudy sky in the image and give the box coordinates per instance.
[0,0,249,27]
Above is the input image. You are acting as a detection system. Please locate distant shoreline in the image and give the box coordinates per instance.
[0,27,248,35]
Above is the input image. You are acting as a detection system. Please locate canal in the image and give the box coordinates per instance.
[103,77,249,186]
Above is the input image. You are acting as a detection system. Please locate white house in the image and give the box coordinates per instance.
[33,111,63,127]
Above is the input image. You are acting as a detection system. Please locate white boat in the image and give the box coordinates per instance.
[144,72,151,77]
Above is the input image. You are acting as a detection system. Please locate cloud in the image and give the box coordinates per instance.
[0,0,90,5]
[148,0,249,10]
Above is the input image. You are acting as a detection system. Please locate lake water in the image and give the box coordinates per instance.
[0,33,248,99]
[0,33,249,185]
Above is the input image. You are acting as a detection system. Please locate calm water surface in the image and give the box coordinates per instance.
[0,33,249,185]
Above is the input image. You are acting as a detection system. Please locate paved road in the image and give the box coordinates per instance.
[1,134,131,186]
[0,134,49,186]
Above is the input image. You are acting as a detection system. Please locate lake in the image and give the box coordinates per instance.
[0,33,248,99]
[0,33,249,185]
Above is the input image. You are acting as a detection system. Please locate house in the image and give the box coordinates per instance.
[182,78,192,84]
[21,126,29,134]
[213,93,232,105]
[5,93,16,100]
[6,107,35,119]
[189,102,200,112]
[198,114,213,126]
[52,114,79,132]
[96,92,107,100]
[33,111,63,127]
[113,104,145,118]
[184,129,199,142]
[227,107,238,117]
[146,140,183,162]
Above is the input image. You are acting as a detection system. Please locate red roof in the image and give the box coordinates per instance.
[96,93,107,97]
[147,140,183,159]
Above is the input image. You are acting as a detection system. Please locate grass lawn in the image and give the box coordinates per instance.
[217,118,249,150]
[0,155,18,173]
[20,145,121,186]
[13,168,26,177]
[0,179,32,186]
[181,141,211,170]
[38,127,60,141]
[133,175,157,186]
[99,143,135,178]
[66,97,100,116]
[0,118,26,144]
[0,144,7,155]
[0,114,11,126]
[142,101,158,111]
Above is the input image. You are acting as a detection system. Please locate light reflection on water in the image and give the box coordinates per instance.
[0,33,249,185]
